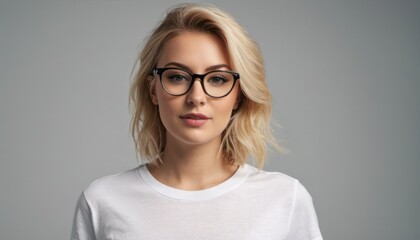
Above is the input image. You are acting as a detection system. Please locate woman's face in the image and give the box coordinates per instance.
[151,32,240,147]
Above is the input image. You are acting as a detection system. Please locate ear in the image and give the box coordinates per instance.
[148,76,158,105]
[233,95,242,110]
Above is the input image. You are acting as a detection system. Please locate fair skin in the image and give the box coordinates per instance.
[148,31,240,191]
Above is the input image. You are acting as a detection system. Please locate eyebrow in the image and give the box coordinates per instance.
[163,62,231,72]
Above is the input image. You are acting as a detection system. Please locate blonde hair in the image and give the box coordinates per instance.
[130,3,282,169]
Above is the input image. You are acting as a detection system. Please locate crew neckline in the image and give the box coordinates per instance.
[138,163,253,202]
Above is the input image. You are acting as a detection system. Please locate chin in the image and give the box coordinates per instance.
[170,131,222,146]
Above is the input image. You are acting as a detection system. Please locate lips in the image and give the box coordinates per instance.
[180,113,210,127]
[180,113,210,120]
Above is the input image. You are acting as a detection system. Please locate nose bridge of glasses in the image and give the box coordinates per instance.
[190,73,206,82]
[188,73,206,93]
[188,73,206,89]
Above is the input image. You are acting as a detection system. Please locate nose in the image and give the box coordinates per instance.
[186,79,207,105]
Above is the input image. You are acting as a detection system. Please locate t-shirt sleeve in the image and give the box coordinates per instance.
[71,192,96,240]
[286,180,323,240]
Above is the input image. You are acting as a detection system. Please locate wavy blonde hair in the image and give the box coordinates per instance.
[130,3,282,169]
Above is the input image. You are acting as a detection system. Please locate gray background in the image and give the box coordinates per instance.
[1,0,419,239]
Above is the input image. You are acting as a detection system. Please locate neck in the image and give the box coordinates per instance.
[148,135,238,190]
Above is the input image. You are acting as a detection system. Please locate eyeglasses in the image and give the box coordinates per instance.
[152,67,240,98]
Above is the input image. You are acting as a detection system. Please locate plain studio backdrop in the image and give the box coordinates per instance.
[1,0,419,239]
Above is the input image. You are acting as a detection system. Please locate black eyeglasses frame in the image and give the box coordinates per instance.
[152,67,240,98]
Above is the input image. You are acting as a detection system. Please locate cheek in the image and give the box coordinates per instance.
[217,93,239,121]
[155,89,182,125]
[224,87,240,112]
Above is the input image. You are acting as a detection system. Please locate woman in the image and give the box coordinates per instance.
[71,4,323,240]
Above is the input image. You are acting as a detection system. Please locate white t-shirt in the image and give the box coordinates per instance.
[71,164,323,240]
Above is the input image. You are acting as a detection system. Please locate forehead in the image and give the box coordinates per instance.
[157,32,230,71]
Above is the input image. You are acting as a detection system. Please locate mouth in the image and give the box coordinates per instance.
[180,113,211,120]
[180,113,211,127]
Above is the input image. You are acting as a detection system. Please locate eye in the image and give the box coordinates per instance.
[207,75,229,86]
[168,74,187,82]
[165,70,191,84]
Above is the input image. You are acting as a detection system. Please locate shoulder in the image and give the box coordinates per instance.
[244,165,322,238]
[245,164,299,189]
[243,164,313,201]
[82,165,143,204]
